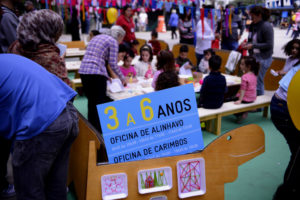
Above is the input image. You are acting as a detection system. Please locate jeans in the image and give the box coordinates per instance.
[12,102,79,200]
[195,53,204,67]
[170,26,177,39]
[271,95,300,198]
[221,40,238,50]
[255,56,273,96]
[0,138,11,191]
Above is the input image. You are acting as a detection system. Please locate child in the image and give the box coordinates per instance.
[198,55,227,109]
[148,30,161,55]
[152,50,176,88]
[198,48,215,73]
[176,45,194,71]
[88,30,100,41]
[276,39,300,76]
[120,51,137,82]
[234,56,259,122]
[134,44,156,78]
[131,39,140,55]
[155,71,180,91]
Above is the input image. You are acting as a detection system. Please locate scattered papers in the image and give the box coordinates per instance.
[107,79,124,93]
[179,62,193,76]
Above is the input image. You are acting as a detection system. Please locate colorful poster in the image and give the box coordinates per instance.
[97,84,204,164]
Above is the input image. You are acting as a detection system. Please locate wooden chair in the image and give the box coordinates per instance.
[67,113,107,200]
[136,38,147,55]
[264,57,286,91]
[84,124,265,199]
[157,39,169,51]
[172,44,197,66]
[214,49,231,74]
[61,41,86,49]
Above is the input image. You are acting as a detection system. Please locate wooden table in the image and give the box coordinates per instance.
[66,60,81,73]
[107,74,241,101]
[65,48,86,59]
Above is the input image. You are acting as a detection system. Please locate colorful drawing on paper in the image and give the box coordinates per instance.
[101,173,128,199]
[177,158,206,198]
[138,167,172,194]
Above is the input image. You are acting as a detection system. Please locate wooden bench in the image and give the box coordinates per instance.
[71,78,82,91]
[157,39,169,51]
[198,95,272,135]
[61,41,86,49]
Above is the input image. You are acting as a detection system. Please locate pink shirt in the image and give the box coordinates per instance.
[237,72,257,102]
[120,66,136,77]
[151,70,163,88]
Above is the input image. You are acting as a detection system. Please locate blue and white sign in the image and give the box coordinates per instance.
[97,84,204,164]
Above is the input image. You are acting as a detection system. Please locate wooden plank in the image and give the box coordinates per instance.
[264,57,286,91]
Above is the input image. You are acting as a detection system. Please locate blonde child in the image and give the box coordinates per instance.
[134,44,156,78]
[234,56,260,123]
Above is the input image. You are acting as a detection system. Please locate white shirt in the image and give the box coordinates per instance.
[139,13,148,24]
[195,18,215,55]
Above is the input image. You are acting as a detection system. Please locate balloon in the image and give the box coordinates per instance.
[107,8,118,24]
[292,14,296,21]
[287,70,300,130]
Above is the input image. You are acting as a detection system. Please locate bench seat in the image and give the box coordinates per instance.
[198,95,272,135]
[71,78,82,90]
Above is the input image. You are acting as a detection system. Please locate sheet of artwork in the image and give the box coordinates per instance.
[138,167,172,194]
[101,173,128,200]
[177,158,206,198]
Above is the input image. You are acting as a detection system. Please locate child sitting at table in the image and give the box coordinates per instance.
[234,56,259,123]
[155,71,180,91]
[120,51,138,83]
[131,39,140,55]
[134,44,156,78]
[198,55,227,109]
[176,45,194,72]
[152,50,176,88]
[148,30,161,55]
[198,48,215,73]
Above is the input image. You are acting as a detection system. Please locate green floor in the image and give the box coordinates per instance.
[70,95,289,200]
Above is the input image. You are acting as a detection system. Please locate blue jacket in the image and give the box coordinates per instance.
[169,13,179,27]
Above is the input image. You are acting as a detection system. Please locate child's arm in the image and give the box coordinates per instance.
[234,90,245,104]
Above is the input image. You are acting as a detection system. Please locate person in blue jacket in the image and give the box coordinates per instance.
[0,54,79,200]
[168,9,179,39]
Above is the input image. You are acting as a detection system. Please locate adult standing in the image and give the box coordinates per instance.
[195,7,215,66]
[217,4,244,50]
[8,9,71,87]
[70,6,81,41]
[168,9,179,39]
[178,8,195,45]
[116,5,136,48]
[245,6,274,96]
[79,25,126,132]
[271,66,300,200]
[0,54,78,200]
[0,0,19,53]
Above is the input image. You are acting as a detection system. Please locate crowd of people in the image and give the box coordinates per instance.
[0,0,300,199]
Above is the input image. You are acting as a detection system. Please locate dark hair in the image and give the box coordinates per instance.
[139,44,153,62]
[125,49,135,60]
[122,5,132,13]
[132,39,139,45]
[155,71,180,91]
[209,55,222,71]
[119,44,128,53]
[283,39,300,57]
[151,30,158,38]
[204,48,215,56]
[179,45,189,53]
[250,6,270,21]
[90,30,100,36]
[181,7,192,21]
[242,56,260,75]
[156,50,175,71]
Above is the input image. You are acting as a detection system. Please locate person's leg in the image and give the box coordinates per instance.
[171,27,175,39]
[271,96,300,199]
[195,53,204,67]
[12,102,78,200]
[256,57,272,96]
[80,74,109,132]
[0,137,13,197]
[231,41,239,51]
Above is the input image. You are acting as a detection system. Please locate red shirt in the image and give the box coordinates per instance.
[148,40,161,55]
[116,15,136,43]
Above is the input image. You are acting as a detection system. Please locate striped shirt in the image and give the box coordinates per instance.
[78,34,124,81]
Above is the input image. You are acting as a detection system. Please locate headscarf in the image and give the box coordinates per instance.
[17,9,63,50]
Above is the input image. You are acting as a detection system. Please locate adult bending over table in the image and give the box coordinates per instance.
[79,25,126,132]
[8,9,71,87]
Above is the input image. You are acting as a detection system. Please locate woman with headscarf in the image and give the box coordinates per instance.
[8,9,71,87]
[78,25,126,132]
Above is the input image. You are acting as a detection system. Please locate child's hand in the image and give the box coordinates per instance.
[184,64,192,69]
[234,100,242,105]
